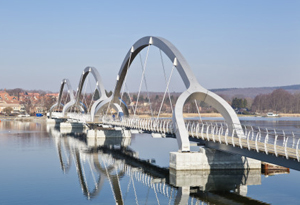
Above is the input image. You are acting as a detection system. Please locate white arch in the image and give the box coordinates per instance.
[49,78,76,118]
[75,67,107,105]
[72,67,108,121]
[95,36,243,151]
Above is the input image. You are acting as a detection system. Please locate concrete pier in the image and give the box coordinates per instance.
[169,169,261,190]
[86,129,131,138]
[170,147,261,170]
[46,118,67,128]
[169,168,261,204]
[86,129,131,147]
[46,119,57,124]
[46,118,65,124]
[60,122,88,134]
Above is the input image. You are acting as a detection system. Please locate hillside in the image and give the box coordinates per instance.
[211,84,300,99]
[2,84,300,100]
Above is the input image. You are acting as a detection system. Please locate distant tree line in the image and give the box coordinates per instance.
[4,87,300,115]
[231,98,247,109]
[251,89,300,113]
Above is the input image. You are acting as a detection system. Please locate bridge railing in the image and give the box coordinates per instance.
[67,113,91,122]
[100,116,300,161]
[184,120,300,161]
[50,112,92,123]
[101,116,174,135]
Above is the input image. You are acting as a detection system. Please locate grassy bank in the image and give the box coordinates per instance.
[0,116,47,122]
[278,113,300,117]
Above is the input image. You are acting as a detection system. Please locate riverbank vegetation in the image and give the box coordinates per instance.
[2,87,300,116]
[251,89,300,114]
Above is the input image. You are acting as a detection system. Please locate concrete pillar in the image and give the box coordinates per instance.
[86,129,131,147]
[170,147,261,170]
[60,122,87,134]
[170,169,261,192]
[46,119,57,124]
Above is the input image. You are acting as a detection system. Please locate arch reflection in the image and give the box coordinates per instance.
[48,125,270,204]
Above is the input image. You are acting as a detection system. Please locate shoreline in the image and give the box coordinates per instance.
[1,113,300,122]
[0,116,47,122]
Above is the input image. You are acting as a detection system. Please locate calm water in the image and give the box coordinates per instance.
[0,118,300,204]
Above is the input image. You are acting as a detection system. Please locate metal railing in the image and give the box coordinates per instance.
[101,116,174,135]
[184,120,300,161]
[101,116,300,162]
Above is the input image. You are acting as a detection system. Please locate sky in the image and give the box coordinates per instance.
[0,0,299,92]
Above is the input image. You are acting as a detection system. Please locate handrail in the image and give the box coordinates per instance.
[98,117,300,162]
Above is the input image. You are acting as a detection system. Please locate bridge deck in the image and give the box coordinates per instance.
[52,116,300,166]
[197,133,297,160]
[98,119,299,162]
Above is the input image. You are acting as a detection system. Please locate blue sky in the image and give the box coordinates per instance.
[0,0,299,92]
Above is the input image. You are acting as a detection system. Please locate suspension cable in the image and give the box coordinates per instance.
[105,100,112,118]
[124,88,135,114]
[123,173,132,201]
[157,65,175,120]
[144,186,150,205]
[159,49,173,113]
[102,158,117,203]
[134,45,151,116]
[119,51,136,115]
[88,159,98,189]
[194,99,202,123]
[131,175,139,205]
[139,53,154,117]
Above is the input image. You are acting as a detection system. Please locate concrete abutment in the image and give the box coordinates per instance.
[170,147,261,171]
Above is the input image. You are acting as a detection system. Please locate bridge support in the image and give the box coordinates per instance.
[87,129,131,138]
[46,118,66,124]
[170,147,261,171]
[60,122,88,134]
[46,118,67,129]
[86,129,131,147]
[169,169,261,191]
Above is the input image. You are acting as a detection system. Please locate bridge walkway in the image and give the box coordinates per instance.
[192,132,298,160]
[50,113,300,169]
[96,117,300,163]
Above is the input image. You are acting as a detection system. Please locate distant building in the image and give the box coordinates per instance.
[0,90,24,113]
[35,106,47,114]
[19,92,40,102]
[45,93,59,101]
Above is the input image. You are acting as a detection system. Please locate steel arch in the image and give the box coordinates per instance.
[73,67,108,121]
[49,78,76,118]
[94,36,243,151]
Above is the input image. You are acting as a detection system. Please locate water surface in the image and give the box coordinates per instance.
[0,118,299,204]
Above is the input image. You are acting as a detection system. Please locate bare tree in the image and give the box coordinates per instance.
[3,107,13,115]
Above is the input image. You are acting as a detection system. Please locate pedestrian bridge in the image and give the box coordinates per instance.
[48,36,300,171]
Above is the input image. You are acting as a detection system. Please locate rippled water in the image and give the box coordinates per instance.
[0,118,300,204]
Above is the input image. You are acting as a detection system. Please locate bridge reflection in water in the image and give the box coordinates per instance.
[47,125,271,205]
